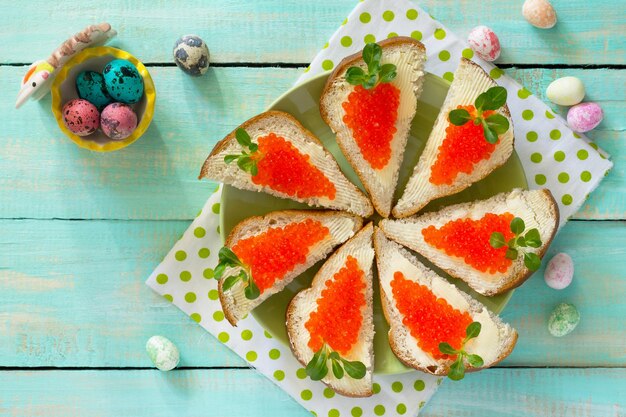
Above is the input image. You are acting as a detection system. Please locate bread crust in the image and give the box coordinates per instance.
[286,223,374,397]
[319,37,426,217]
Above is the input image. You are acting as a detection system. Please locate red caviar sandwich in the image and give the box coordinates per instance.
[214,210,363,325]
[200,111,373,217]
[287,223,374,397]
[393,58,515,218]
[381,189,559,296]
[374,227,518,378]
[320,38,427,217]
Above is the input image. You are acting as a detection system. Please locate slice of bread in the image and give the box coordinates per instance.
[218,210,363,325]
[320,37,427,217]
[287,223,375,397]
[200,110,373,217]
[374,227,518,375]
[393,58,515,218]
[381,189,559,296]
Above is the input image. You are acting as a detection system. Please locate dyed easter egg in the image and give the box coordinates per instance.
[567,102,603,132]
[75,70,112,109]
[173,35,210,76]
[544,253,574,290]
[62,99,99,136]
[146,335,180,371]
[546,76,585,106]
[103,59,144,104]
[467,26,501,62]
[548,303,580,337]
[523,0,557,29]
[100,103,138,140]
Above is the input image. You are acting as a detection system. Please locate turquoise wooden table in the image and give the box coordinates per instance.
[1,1,624,415]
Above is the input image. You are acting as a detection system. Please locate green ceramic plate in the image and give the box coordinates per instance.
[220,72,527,375]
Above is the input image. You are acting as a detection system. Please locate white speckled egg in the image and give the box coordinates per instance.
[173,35,210,76]
[523,0,557,29]
[546,76,585,106]
[467,26,501,62]
[544,253,574,289]
[567,102,604,132]
[146,335,180,371]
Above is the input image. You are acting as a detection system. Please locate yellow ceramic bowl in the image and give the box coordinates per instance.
[51,46,156,152]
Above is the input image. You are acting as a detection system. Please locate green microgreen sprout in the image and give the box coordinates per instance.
[439,322,484,381]
[224,128,259,176]
[448,86,510,144]
[489,217,543,271]
[345,43,397,90]
[305,343,366,381]
[214,247,260,300]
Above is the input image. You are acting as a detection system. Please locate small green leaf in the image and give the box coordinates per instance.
[224,154,239,164]
[249,163,258,176]
[222,274,240,291]
[248,143,258,152]
[465,322,482,340]
[524,228,542,248]
[341,359,366,379]
[306,347,329,381]
[345,67,366,86]
[483,123,499,144]
[362,74,377,90]
[506,247,519,260]
[378,63,397,83]
[362,43,382,73]
[329,351,340,361]
[510,217,526,235]
[331,359,344,379]
[244,278,260,300]
[467,354,484,367]
[214,263,226,280]
[449,108,471,126]
[475,91,487,113]
[438,342,457,355]
[524,252,542,271]
[517,236,527,247]
[448,358,465,381]
[481,86,508,111]
[508,237,517,247]
[489,232,506,249]
[485,113,510,134]
[218,247,241,266]
[235,128,252,147]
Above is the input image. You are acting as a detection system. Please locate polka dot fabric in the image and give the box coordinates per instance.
[147,1,612,416]
[298,0,612,225]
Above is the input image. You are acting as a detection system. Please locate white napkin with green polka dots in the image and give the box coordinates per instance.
[147,1,612,416]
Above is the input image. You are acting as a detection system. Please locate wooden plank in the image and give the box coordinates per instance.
[1,66,622,220]
[0,0,624,65]
[0,368,623,417]
[1,219,623,367]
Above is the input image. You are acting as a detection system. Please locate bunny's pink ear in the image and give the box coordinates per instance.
[41,71,50,80]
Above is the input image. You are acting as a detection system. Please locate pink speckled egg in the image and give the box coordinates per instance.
[100,103,138,140]
[467,26,501,62]
[544,253,574,290]
[523,0,557,29]
[62,99,100,136]
[567,102,603,132]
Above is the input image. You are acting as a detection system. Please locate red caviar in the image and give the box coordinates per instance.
[430,105,499,185]
[231,219,329,293]
[251,133,336,199]
[342,83,400,170]
[305,256,366,355]
[391,271,473,359]
[422,212,515,274]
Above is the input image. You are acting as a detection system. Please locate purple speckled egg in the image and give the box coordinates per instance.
[567,102,603,133]
[62,99,100,136]
[544,253,574,290]
[100,103,138,140]
[467,26,501,62]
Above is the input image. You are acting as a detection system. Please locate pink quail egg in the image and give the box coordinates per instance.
[62,99,100,136]
[467,26,501,62]
[544,253,574,290]
[567,102,603,132]
[100,102,138,140]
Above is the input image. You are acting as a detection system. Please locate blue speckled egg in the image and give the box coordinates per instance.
[103,59,144,104]
[75,71,112,109]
